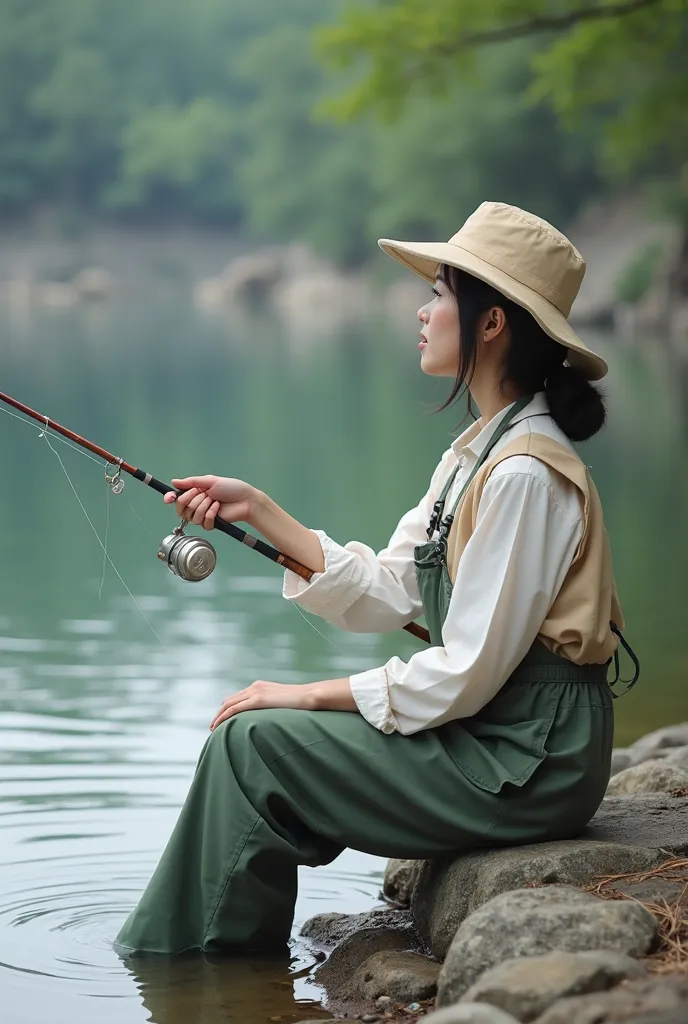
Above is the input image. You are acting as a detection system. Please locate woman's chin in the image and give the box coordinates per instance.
[419,350,452,377]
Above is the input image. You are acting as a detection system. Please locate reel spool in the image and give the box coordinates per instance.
[157,520,217,582]
[103,462,217,583]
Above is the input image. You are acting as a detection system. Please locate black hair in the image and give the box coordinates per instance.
[437,265,606,443]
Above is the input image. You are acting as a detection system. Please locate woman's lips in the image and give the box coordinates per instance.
[419,334,427,350]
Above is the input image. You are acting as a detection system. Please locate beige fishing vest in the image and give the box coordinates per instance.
[446,433,624,665]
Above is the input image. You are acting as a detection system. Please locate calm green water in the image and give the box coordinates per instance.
[1,301,687,1024]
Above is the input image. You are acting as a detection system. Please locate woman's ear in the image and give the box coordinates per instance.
[482,305,507,341]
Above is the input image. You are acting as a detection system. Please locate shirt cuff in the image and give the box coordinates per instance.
[282,530,371,617]
[349,666,397,733]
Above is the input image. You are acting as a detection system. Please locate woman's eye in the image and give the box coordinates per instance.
[431,286,440,297]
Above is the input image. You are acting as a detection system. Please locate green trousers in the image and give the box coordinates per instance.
[115,653,613,955]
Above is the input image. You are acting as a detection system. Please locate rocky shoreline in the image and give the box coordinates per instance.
[298,722,688,1024]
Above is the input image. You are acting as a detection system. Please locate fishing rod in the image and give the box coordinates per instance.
[0,390,431,645]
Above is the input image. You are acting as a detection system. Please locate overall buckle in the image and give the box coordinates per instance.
[436,514,454,557]
[427,499,445,540]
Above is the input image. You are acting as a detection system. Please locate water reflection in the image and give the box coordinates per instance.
[125,950,327,1024]
[0,302,687,1022]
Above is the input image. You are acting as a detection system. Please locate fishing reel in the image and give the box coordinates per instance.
[104,458,217,583]
[157,519,217,582]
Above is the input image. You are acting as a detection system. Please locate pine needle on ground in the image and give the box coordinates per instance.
[582,857,688,973]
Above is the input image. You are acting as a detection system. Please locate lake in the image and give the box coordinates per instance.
[1,300,687,1024]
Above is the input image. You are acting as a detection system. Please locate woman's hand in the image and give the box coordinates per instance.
[210,681,317,729]
[164,475,258,530]
[164,474,326,572]
[209,677,357,729]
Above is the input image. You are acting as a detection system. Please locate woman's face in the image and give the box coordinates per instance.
[416,274,460,377]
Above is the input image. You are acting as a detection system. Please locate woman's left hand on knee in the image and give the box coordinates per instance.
[210,681,317,730]
[209,676,357,729]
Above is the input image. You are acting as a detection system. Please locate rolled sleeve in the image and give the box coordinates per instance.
[282,530,372,617]
[349,666,398,734]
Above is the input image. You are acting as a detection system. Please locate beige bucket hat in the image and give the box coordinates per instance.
[379,201,607,380]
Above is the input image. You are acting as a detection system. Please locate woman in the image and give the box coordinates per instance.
[115,201,638,956]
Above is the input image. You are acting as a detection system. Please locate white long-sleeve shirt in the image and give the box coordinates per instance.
[283,393,585,735]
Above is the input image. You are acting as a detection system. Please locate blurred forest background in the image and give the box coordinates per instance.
[0,0,685,271]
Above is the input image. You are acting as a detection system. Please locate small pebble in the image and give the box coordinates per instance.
[406,1004,420,1013]
[361,1016,381,1023]
[375,997,392,1007]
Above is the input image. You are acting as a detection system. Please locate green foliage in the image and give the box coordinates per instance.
[364,39,600,240]
[108,99,238,217]
[614,241,665,304]
[531,0,688,175]
[0,0,663,265]
[317,0,688,175]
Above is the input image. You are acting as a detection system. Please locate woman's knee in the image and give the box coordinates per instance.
[211,708,294,755]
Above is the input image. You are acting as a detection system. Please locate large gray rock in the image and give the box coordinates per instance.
[384,859,423,907]
[436,886,657,1007]
[532,976,688,1024]
[314,924,419,1000]
[627,722,688,764]
[412,841,660,959]
[460,950,645,1022]
[605,759,688,796]
[301,907,416,948]
[421,1006,520,1024]
[351,949,440,1002]
[583,794,688,854]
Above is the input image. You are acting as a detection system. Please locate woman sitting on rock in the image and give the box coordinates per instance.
[115,201,638,956]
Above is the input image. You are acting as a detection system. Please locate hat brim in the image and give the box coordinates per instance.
[378,238,607,381]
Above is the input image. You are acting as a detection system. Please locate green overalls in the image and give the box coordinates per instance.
[115,397,636,956]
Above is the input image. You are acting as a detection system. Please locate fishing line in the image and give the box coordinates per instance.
[1,400,158,597]
[124,493,155,537]
[37,426,164,646]
[0,402,104,465]
[290,600,344,654]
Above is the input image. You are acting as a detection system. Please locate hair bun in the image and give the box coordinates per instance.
[545,361,605,442]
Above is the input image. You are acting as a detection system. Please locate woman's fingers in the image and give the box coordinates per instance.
[191,495,213,526]
[210,692,246,730]
[171,476,216,490]
[162,488,220,529]
[173,487,200,518]
[211,690,246,726]
[203,501,220,531]
[209,684,268,729]
[178,489,216,521]
[211,699,254,730]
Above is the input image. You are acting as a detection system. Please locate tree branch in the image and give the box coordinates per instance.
[437,0,667,52]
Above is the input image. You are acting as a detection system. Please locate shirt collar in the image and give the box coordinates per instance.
[451,392,549,461]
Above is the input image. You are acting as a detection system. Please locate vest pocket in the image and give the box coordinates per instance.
[437,685,560,794]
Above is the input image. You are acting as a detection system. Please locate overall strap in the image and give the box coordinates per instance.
[426,395,536,541]
[608,621,641,697]
[426,463,462,539]
[435,396,541,554]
